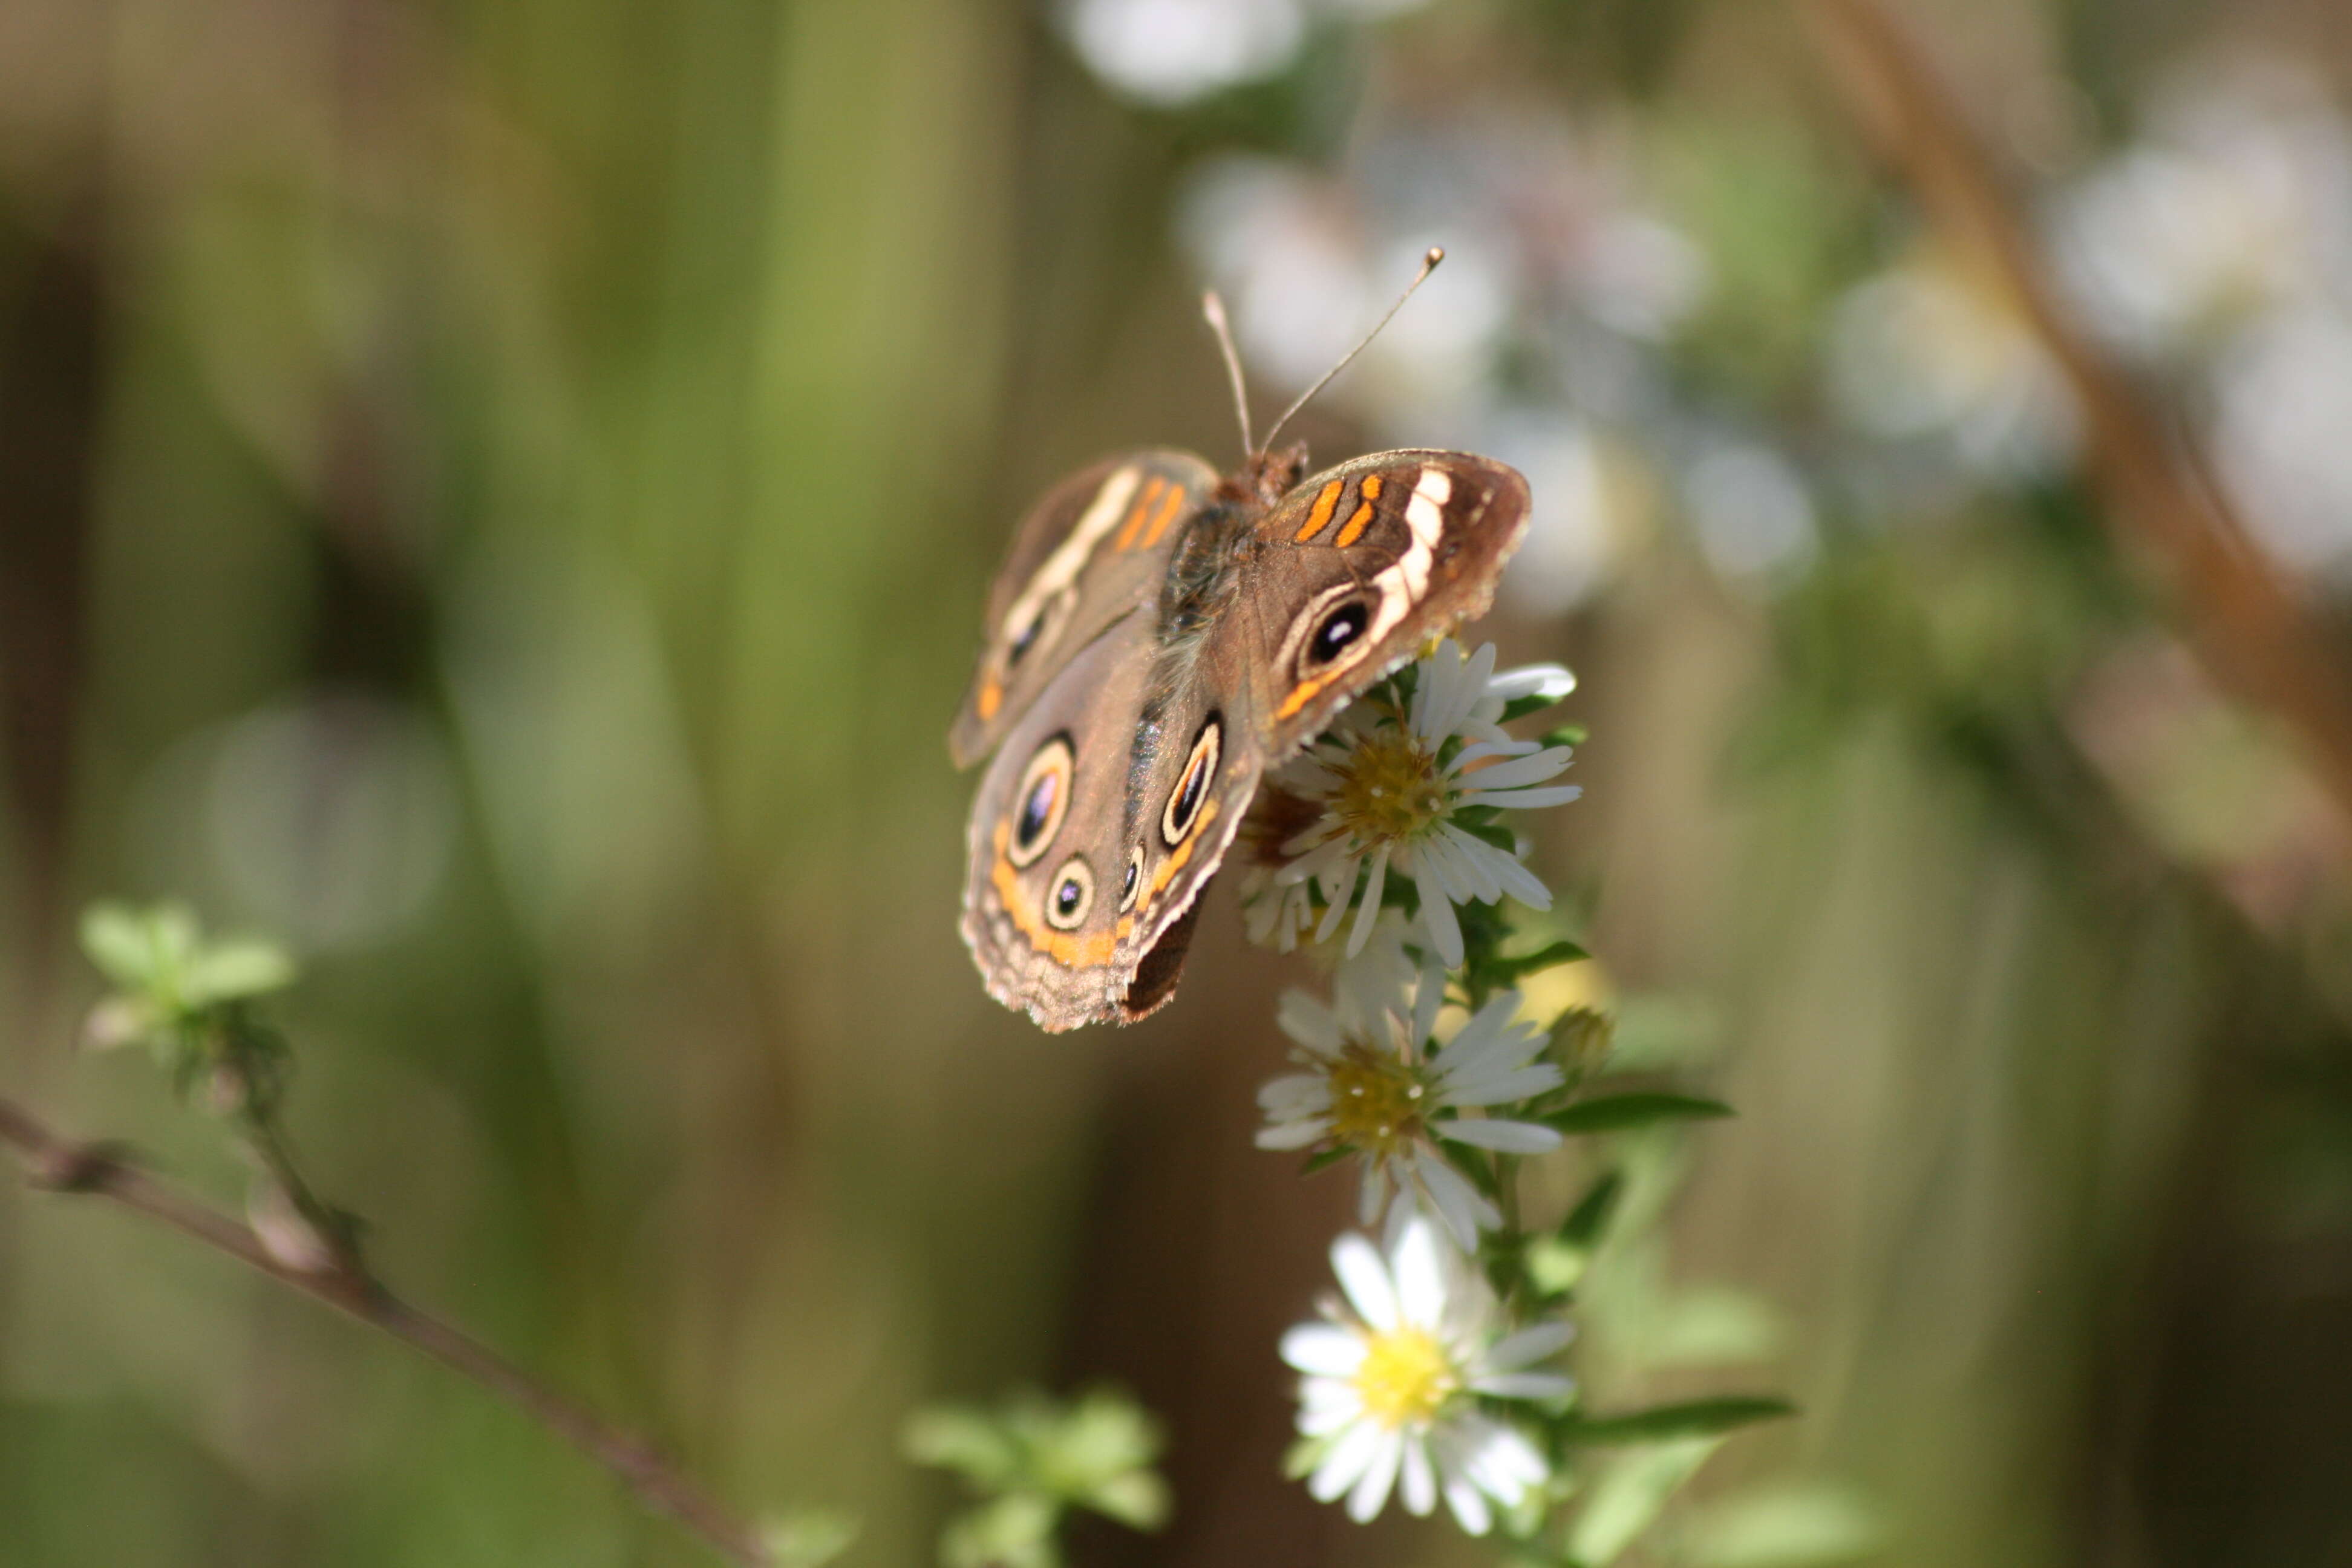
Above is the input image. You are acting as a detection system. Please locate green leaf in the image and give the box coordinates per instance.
[940,1494,1061,1568]
[1527,1169,1624,1296]
[1566,1437,1724,1566]
[903,1406,1021,1489]
[80,904,167,991]
[1491,940,1590,982]
[1301,1146,1353,1176]
[1560,1171,1624,1249]
[1685,1482,1887,1567]
[1501,692,1566,723]
[1563,1397,1794,1446]
[762,1508,861,1568]
[1543,723,1589,749]
[182,941,298,1006]
[1083,1469,1171,1531]
[1544,1093,1734,1135]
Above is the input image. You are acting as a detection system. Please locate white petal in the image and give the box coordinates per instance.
[1309,1420,1382,1503]
[1400,1432,1437,1516]
[1485,662,1576,704]
[1449,738,1538,772]
[1485,1321,1575,1370]
[1281,1323,1368,1377]
[1440,1118,1563,1154]
[1442,1473,1493,1536]
[1277,991,1345,1053]
[1314,866,1356,943]
[1415,1150,1498,1246]
[1443,1067,1566,1108]
[1473,1371,1575,1400]
[1390,1215,1449,1327]
[1331,1233,1400,1330]
[1463,783,1584,810]
[1410,958,1446,1048]
[1419,892,1464,969]
[1435,829,1508,903]
[1256,1118,1330,1151]
[1358,1157,1393,1224]
[1344,848,1388,958]
[1455,747,1575,792]
[1258,1073,1332,1113]
[1345,1430,1403,1523]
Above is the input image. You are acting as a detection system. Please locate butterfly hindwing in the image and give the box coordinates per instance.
[961,609,1163,1030]
[949,450,1217,767]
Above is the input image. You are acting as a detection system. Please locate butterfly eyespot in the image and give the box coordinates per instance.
[1044,857,1095,930]
[1008,612,1045,666]
[1161,716,1221,848]
[1305,599,1372,671]
[1120,846,1145,910]
[1007,735,1074,868]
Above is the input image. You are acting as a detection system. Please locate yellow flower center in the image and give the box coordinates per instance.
[1328,725,1449,846]
[1323,1043,1427,1157]
[1352,1326,1457,1429]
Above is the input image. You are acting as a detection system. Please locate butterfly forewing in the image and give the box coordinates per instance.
[949,449,1217,767]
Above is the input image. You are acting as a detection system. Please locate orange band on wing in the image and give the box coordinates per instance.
[1295,480,1344,543]
[1115,476,1167,552]
[1138,799,1218,909]
[1141,483,1188,547]
[990,823,1118,965]
[1276,670,1342,720]
[1333,501,1376,548]
[978,677,1003,719]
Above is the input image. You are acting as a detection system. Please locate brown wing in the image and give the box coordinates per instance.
[961,609,1165,1031]
[948,449,1217,769]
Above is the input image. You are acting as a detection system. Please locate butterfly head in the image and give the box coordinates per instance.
[1225,442,1308,509]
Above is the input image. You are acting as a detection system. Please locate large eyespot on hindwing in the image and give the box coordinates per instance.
[1044,855,1096,930]
[1007,734,1075,868]
[1161,715,1222,848]
[1119,845,1145,912]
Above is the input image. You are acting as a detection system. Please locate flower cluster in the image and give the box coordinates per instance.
[1245,640,1592,1534]
[1241,639,1579,965]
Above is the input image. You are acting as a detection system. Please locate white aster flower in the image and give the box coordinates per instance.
[1258,966,1565,1247]
[1246,640,1581,967]
[1283,1209,1573,1532]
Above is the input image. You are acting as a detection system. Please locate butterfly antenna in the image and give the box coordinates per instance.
[1259,246,1444,454]
[1202,290,1255,460]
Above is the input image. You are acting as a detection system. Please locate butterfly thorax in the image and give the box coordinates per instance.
[1218,442,1308,510]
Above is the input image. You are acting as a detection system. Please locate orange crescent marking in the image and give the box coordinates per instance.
[1114,476,1166,552]
[1139,799,1219,907]
[1361,474,1384,500]
[990,822,1119,965]
[1276,670,1341,720]
[1294,479,1345,543]
[977,677,1003,720]
[1333,501,1376,549]
[1141,483,1189,547]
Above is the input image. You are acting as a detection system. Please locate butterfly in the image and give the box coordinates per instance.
[950,251,1531,1031]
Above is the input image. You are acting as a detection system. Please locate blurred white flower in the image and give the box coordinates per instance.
[1062,0,1304,106]
[1824,259,2076,478]
[1283,1210,1572,1530]
[1685,441,1818,586]
[1258,972,1565,1247]
[1248,641,1578,966]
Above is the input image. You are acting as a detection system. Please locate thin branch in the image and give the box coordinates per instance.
[0,1096,773,1568]
[1801,0,2352,850]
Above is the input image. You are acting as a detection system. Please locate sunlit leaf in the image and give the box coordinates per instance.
[762,1508,860,1568]
[1686,1481,1888,1567]
[1567,1437,1724,1567]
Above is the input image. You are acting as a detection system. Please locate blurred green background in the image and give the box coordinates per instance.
[5,0,2352,1563]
